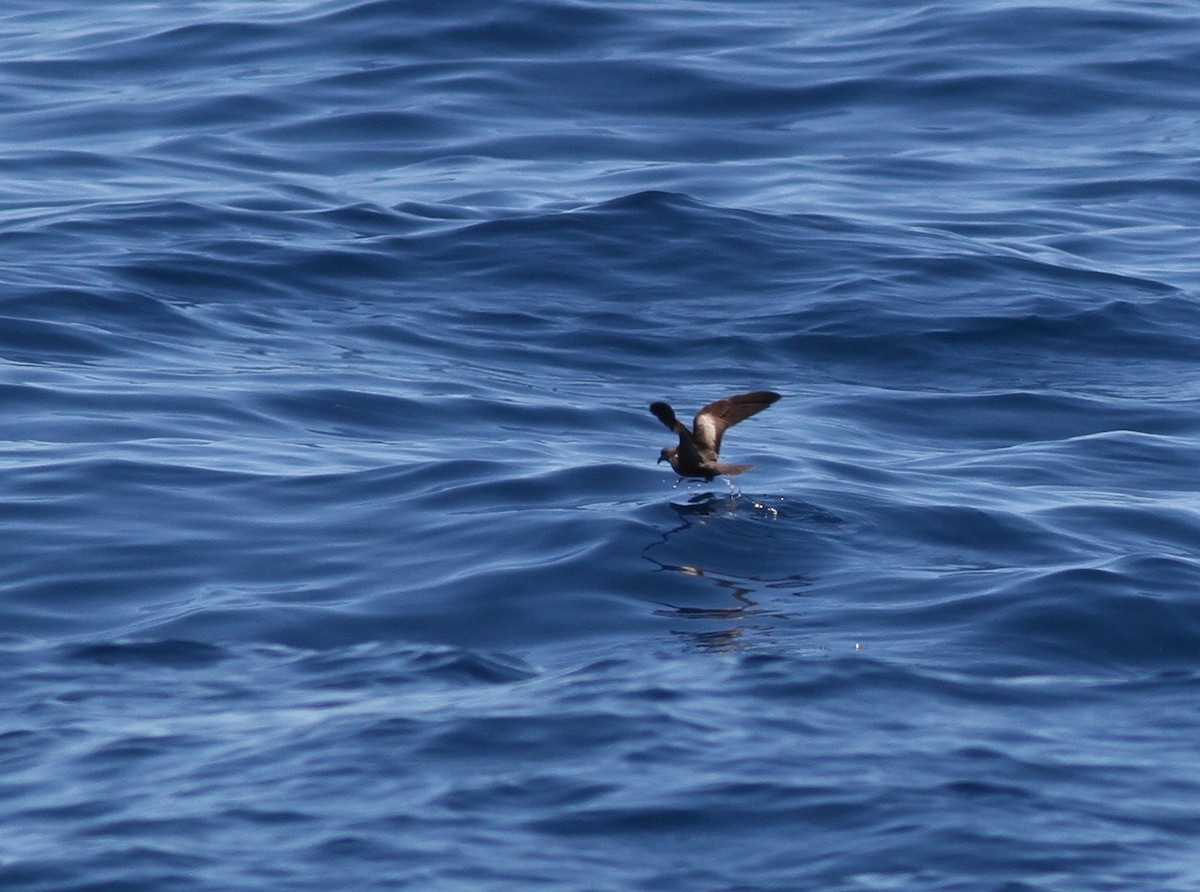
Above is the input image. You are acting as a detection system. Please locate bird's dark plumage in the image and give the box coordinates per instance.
[650,391,781,481]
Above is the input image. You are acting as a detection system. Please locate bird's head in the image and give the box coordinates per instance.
[657,447,675,465]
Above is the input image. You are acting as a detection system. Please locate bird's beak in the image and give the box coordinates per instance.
[656,455,665,464]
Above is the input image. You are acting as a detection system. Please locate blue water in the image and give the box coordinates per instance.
[3,1,1200,888]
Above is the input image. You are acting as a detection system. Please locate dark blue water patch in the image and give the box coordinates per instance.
[0,287,204,342]
[766,282,1192,383]
[255,108,466,147]
[890,249,1177,296]
[0,452,663,649]
[394,190,833,297]
[352,644,536,687]
[0,149,133,185]
[0,19,295,81]
[813,550,1200,677]
[1039,503,1200,561]
[1085,52,1200,106]
[2,382,278,445]
[0,317,124,364]
[979,566,1200,673]
[826,390,1200,449]
[873,502,1077,567]
[1040,174,1200,203]
[254,387,434,439]
[65,639,228,669]
[927,431,1200,496]
[878,4,1197,77]
[304,0,627,53]
[414,461,648,512]
[157,93,303,133]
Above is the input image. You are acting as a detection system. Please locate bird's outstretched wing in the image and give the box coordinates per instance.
[692,391,781,461]
[650,400,702,467]
[650,401,688,437]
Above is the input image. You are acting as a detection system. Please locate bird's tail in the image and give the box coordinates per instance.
[714,462,753,476]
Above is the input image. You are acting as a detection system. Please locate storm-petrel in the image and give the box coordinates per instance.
[650,391,781,481]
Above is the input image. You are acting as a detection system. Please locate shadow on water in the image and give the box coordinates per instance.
[639,488,838,651]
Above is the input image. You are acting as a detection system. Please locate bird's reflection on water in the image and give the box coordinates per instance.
[667,488,781,518]
[642,490,816,652]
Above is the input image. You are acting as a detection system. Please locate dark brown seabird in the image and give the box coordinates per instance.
[650,391,781,481]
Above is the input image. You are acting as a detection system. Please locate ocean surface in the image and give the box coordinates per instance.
[3,1,1200,889]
